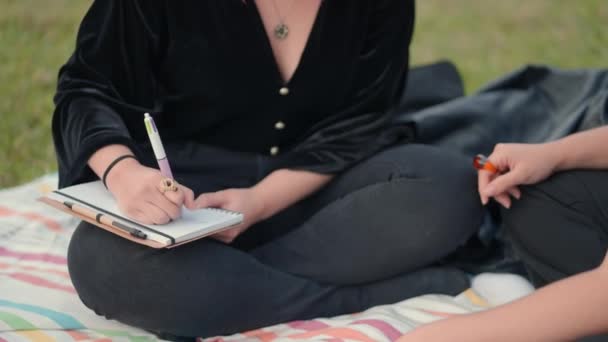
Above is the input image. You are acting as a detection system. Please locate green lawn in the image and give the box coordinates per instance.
[1,0,607,188]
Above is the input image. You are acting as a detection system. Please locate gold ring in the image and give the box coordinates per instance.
[159,178,179,193]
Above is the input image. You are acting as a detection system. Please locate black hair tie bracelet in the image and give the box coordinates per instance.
[102,154,137,188]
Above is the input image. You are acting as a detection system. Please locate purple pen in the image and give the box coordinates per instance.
[144,113,174,178]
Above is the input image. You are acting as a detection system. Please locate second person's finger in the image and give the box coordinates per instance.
[507,187,521,200]
[493,193,512,209]
[485,170,523,198]
[477,170,494,205]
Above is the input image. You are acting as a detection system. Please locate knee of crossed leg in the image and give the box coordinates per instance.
[67,222,139,318]
[503,172,585,258]
[503,171,608,283]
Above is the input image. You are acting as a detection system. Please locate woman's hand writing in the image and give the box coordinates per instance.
[105,159,195,224]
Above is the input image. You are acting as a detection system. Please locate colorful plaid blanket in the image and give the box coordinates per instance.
[0,175,532,342]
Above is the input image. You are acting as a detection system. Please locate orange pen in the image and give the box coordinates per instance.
[473,154,499,174]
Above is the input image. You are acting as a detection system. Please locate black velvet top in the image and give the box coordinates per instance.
[52,0,416,188]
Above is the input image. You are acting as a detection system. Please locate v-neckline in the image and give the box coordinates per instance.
[249,0,325,86]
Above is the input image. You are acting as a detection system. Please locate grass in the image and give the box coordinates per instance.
[1,0,90,187]
[1,0,606,188]
[413,1,608,91]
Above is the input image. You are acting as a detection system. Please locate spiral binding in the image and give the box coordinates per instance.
[204,207,241,216]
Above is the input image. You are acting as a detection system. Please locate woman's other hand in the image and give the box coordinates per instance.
[105,159,195,225]
[193,188,265,244]
[478,142,562,208]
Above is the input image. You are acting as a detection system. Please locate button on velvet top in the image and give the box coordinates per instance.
[52,0,416,187]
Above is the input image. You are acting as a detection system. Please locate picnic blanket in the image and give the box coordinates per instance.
[9,61,601,341]
[0,174,533,341]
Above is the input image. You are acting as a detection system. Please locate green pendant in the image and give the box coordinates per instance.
[274,23,289,40]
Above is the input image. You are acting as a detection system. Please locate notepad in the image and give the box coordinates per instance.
[40,181,243,248]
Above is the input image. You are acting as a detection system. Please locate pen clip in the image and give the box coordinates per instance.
[130,230,148,239]
[113,221,148,240]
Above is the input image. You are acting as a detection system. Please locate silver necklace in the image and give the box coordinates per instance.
[270,0,296,40]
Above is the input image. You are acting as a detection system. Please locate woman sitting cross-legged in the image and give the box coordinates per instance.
[53,1,483,339]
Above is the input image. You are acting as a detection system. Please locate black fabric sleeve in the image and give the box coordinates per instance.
[52,0,165,187]
[280,0,416,174]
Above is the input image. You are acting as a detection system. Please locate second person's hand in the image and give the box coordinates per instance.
[478,142,562,208]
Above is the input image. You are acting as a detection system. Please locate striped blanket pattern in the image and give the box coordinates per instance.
[0,175,497,342]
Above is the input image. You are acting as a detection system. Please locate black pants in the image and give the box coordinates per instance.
[504,170,608,342]
[67,144,483,339]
